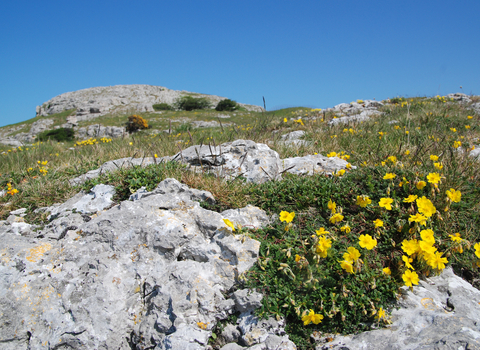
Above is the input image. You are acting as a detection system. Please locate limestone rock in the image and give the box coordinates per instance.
[35,84,264,121]
[317,267,480,350]
[173,139,283,183]
[221,205,270,230]
[75,124,126,139]
[0,179,269,350]
[69,156,171,185]
[282,154,354,176]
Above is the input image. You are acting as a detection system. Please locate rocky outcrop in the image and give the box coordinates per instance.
[70,140,353,186]
[317,267,480,350]
[35,85,264,120]
[0,178,285,350]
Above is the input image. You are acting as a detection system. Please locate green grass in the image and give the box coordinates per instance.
[1,95,479,349]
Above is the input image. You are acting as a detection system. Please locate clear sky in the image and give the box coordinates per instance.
[1,0,479,127]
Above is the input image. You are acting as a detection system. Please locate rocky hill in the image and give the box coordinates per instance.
[36,84,264,120]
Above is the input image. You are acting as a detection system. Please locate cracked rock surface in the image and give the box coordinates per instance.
[0,178,276,349]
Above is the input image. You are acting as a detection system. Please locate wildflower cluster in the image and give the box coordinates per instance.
[74,137,112,147]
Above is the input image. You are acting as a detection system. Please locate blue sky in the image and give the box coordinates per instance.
[1,0,479,127]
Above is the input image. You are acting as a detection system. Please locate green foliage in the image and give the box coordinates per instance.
[175,123,193,134]
[36,128,75,142]
[175,96,212,111]
[245,166,478,346]
[216,99,238,111]
[126,115,149,133]
[152,103,174,111]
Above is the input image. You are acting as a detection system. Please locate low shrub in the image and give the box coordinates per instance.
[126,115,149,133]
[152,103,174,111]
[216,99,238,111]
[36,128,75,142]
[175,96,212,111]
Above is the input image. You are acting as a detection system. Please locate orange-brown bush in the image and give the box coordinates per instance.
[126,115,149,133]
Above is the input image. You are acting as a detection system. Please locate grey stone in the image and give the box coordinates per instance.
[173,140,283,183]
[221,344,245,350]
[0,180,264,350]
[221,205,269,230]
[233,289,263,313]
[469,147,480,160]
[10,208,27,216]
[446,92,472,103]
[317,267,480,350]
[75,124,126,139]
[282,154,354,176]
[221,324,242,344]
[281,130,305,140]
[328,110,380,126]
[46,184,115,220]
[35,85,263,121]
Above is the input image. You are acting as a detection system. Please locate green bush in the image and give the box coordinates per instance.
[175,96,212,111]
[152,103,174,111]
[126,115,149,133]
[36,128,75,142]
[216,99,238,111]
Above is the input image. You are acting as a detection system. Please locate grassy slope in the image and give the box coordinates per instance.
[1,96,479,349]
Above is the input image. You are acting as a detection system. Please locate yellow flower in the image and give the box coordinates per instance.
[419,240,437,256]
[343,247,361,262]
[427,173,441,184]
[402,270,419,287]
[154,154,158,158]
[430,155,439,161]
[223,219,235,232]
[279,211,295,223]
[402,239,420,256]
[453,140,462,148]
[315,227,329,236]
[301,309,323,325]
[467,115,473,119]
[387,156,397,163]
[316,236,332,258]
[420,229,435,245]
[465,125,471,129]
[434,162,443,170]
[295,254,302,262]
[474,243,480,259]
[402,255,414,269]
[358,234,377,250]
[373,219,383,228]
[404,150,410,155]
[327,152,337,157]
[327,199,336,213]
[403,195,418,203]
[449,233,462,243]
[335,169,346,177]
[446,188,461,203]
[329,213,344,224]
[376,307,386,320]
[383,173,396,180]
[382,267,391,275]
[379,198,393,210]
[339,259,355,274]
[416,196,436,218]
[356,195,372,207]
[284,118,288,123]
[427,251,448,270]
[340,225,351,233]
[416,181,427,190]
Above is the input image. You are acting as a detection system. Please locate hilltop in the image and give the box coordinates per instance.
[0,84,264,146]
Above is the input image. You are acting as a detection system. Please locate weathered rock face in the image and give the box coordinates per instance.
[70,140,353,186]
[35,84,264,120]
[0,178,275,350]
[317,267,480,350]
